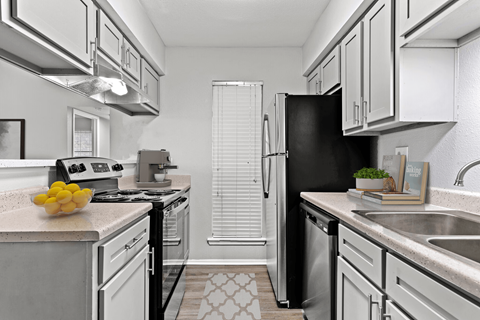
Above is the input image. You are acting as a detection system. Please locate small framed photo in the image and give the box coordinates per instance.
[0,119,25,159]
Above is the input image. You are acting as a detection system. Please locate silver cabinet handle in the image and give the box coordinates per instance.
[125,233,145,250]
[144,83,148,94]
[318,80,322,95]
[148,247,155,275]
[363,100,368,124]
[354,101,360,124]
[90,38,98,66]
[368,294,381,320]
[125,48,131,68]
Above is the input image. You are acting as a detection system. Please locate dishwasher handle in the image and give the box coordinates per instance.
[300,202,338,236]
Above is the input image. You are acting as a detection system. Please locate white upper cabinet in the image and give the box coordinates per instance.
[141,59,160,111]
[363,0,394,124]
[99,10,123,66]
[307,67,320,94]
[11,0,97,68]
[122,38,141,83]
[399,0,456,37]
[319,45,341,94]
[341,23,363,131]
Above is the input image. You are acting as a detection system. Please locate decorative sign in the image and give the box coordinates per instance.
[0,119,25,159]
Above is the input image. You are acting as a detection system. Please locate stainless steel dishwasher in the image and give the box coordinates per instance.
[300,201,338,320]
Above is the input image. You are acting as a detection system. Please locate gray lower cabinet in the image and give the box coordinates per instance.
[385,300,412,320]
[337,256,385,320]
[386,253,480,319]
[11,0,97,67]
[99,245,150,320]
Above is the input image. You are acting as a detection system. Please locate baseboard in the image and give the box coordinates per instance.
[186,259,267,266]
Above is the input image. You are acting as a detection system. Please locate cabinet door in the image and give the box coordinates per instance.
[99,10,123,65]
[399,0,456,37]
[122,38,141,83]
[307,67,320,94]
[385,300,412,320]
[320,45,341,94]
[141,59,160,110]
[337,256,385,320]
[364,0,394,124]
[386,253,480,319]
[12,0,97,67]
[341,23,363,131]
[99,245,150,320]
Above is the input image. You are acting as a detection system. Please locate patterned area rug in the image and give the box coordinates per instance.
[197,273,262,320]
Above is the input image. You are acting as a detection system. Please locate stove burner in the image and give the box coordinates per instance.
[131,196,164,202]
[117,189,143,195]
[93,195,127,202]
[144,190,176,196]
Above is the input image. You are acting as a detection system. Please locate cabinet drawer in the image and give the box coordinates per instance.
[386,253,480,319]
[338,224,384,287]
[320,45,340,94]
[99,216,150,284]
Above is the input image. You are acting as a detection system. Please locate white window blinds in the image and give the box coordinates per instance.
[212,82,263,238]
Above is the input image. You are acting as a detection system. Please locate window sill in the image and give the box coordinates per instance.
[207,237,266,246]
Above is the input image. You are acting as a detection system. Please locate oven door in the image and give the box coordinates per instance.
[162,198,188,310]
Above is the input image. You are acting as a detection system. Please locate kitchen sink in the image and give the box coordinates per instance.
[428,238,480,264]
[364,212,480,235]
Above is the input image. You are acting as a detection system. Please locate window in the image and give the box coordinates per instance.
[72,109,99,157]
[210,81,264,244]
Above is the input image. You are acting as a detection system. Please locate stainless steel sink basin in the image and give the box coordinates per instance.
[364,212,480,235]
[428,238,480,264]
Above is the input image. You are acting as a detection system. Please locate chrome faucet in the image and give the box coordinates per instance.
[454,158,480,187]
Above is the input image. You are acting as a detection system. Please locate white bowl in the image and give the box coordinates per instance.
[154,173,165,182]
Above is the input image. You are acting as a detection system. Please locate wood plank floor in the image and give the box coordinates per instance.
[176,265,304,320]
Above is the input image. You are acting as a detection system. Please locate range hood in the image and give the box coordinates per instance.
[41,54,158,116]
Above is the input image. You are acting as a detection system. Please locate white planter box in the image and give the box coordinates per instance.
[356,178,384,191]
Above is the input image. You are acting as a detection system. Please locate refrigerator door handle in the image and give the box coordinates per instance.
[263,114,272,156]
[262,157,271,198]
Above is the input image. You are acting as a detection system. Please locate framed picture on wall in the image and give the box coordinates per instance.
[0,119,25,159]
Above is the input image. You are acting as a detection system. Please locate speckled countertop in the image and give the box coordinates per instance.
[301,192,480,301]
[0,174,191,242]
[0,202,151,242]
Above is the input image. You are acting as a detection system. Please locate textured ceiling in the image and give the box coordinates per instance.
[138,0,331,47]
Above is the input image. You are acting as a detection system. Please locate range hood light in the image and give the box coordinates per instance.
[111,80,128,96]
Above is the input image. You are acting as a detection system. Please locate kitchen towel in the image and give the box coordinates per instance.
[197,273,261,320]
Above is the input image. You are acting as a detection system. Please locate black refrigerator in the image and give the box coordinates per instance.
[262,93,371,308]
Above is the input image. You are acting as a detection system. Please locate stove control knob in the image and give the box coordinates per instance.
[69,164,79,174]
[78,163,86,173]
[112,164,123,172]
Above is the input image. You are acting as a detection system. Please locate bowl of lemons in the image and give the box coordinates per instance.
[31,181,94,216]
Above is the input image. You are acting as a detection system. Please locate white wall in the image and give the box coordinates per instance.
[110,47,305,261]
[377,37,480,192]
[0,59,110,160]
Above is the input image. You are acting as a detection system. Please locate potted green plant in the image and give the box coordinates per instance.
[353,167,390,191]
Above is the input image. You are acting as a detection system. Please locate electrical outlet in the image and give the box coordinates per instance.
[395,147,408,161]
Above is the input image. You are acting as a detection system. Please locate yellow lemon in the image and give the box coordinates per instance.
[56,190,73,204]
[47,187,63,198]
[82,188,93,198]
[76,199,89,209]
[50,181,66,190]
[72,190,87,204]
[60,201,77,213]
[44,197,61,215]
[33,194,49,206]
[65,183,81,194]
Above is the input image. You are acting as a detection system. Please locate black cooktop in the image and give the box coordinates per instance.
[92,189,181,209]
